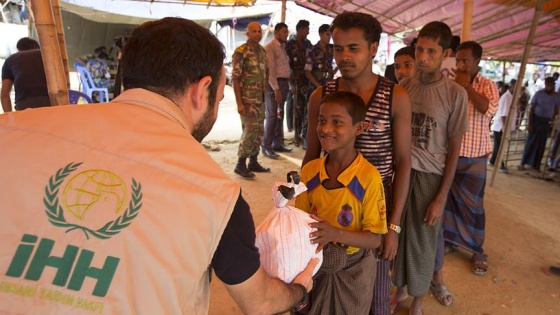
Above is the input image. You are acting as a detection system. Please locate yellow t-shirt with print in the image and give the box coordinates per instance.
[296,152,387,254]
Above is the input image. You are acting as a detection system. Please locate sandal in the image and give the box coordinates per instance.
[389,296,407,314]
[430,283,454,306]
[443,243,458,255]
[471,253,488,276]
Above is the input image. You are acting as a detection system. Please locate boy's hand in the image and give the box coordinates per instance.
[380,232,399,260]
[309,213,338,253]
[424,197,445,226]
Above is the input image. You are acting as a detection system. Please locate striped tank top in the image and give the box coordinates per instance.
[324,77,395,183]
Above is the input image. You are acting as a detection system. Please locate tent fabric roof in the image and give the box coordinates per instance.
[293,0,560,62]
[60,0,278,28]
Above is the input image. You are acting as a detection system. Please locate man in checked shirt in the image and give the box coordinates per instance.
[441,41,499,284]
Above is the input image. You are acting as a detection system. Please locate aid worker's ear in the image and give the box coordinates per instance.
[191,76,212,111]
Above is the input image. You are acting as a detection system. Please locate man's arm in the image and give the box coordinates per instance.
[424,134,463,225]
[309,213,381,251]
[306,70,321,89]
[527,100,537,133]
[265,44,284,104]
[231,52,246,115]
[225,263,317,315]
[464,84,490,114]
[1,79,14,113]
[232,78,245,115]
[302,88,324,166]
[215,193,318,314]
[380,85,412,260]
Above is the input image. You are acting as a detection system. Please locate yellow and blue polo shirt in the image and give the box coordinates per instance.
[296,152,387,254]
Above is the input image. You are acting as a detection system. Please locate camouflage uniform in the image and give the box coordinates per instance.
[285,38,312,145]
[306,42,335,93]
[232,42,269,158]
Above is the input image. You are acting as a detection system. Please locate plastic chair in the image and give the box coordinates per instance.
[68,90,92,104]
[73,62,110,103]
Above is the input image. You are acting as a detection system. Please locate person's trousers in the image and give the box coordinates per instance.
[237,103,265,158]
[520,115,551,169]
[489,130,503,166]
[292,87,307,142]
[262,80,289,149]
[286,90,294,131]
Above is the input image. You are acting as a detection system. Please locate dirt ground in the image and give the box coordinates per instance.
[205,86,560,315]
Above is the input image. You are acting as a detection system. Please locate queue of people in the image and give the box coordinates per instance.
[1,11,559,315]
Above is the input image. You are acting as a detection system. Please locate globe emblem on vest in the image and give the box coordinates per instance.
[61,170,127,221]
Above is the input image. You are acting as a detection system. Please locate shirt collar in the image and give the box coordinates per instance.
[472,71,483,85]
[318,151,364,186]
[112,88,189,130]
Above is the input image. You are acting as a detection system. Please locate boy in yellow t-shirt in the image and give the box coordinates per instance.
[296,91,387,314]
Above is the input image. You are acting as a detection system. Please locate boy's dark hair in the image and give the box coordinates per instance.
[318,24,330,34]
[296,20,310,31]
[394,46,415,60]
[16,37,39,51]
[418,21,452,50]
[457,40,483,59]
[274,22,288,32]
[330,12,382,45]
[122,17,225,107]
[320,91,366,124]
[545,77,555,84]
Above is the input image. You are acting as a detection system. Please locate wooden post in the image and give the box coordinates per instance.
[29,0,69,106]
[52,0,70,88]
[281,0,286,23]
[461,0,473,41]
[489,0,545,187]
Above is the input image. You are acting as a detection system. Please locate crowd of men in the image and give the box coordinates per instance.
[1,9,559,315]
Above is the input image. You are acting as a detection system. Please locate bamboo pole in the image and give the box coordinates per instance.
[461,0,473,41]
[51,0,70,88]
[489,0,545,187]
[281,0,286,23]
[26,0,35,36]
[29,0,69,105]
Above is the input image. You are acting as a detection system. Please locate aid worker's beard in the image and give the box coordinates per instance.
[191,101,217,143]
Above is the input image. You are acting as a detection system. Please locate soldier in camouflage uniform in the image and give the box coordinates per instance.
[232,21,270,179]
[286,20,313,149]
[305,24,336,93]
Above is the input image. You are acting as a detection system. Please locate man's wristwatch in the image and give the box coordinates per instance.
[291,283,309,312]
[388,223,402,234]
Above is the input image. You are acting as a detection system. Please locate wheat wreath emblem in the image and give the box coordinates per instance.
[43,162,142,240]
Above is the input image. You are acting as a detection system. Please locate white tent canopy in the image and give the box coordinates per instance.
[60,0,280,28]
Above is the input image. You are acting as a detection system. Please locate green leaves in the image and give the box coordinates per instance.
[43,163,142,240]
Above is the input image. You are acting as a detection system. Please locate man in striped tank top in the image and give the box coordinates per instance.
[302,12,412,315]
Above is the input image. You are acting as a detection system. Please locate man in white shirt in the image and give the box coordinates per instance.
[527,72,544,97]
[262,22,293,158]
[490,79,517,172]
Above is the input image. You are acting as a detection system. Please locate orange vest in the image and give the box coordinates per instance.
[0,89,240,314]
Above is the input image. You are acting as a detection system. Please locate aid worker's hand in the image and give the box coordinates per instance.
[292,258,319,291]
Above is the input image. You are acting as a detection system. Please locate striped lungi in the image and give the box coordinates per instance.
[308,245,376,315]
[370,180,393,315]
[392,169,442,297]
[443,157,487,254]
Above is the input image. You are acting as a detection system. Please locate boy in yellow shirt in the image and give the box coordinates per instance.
[296,91,387,314]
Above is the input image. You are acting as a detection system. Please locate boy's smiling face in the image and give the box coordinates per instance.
[317,102,363,153]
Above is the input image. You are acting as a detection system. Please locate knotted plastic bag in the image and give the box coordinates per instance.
[255,172,323,283]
